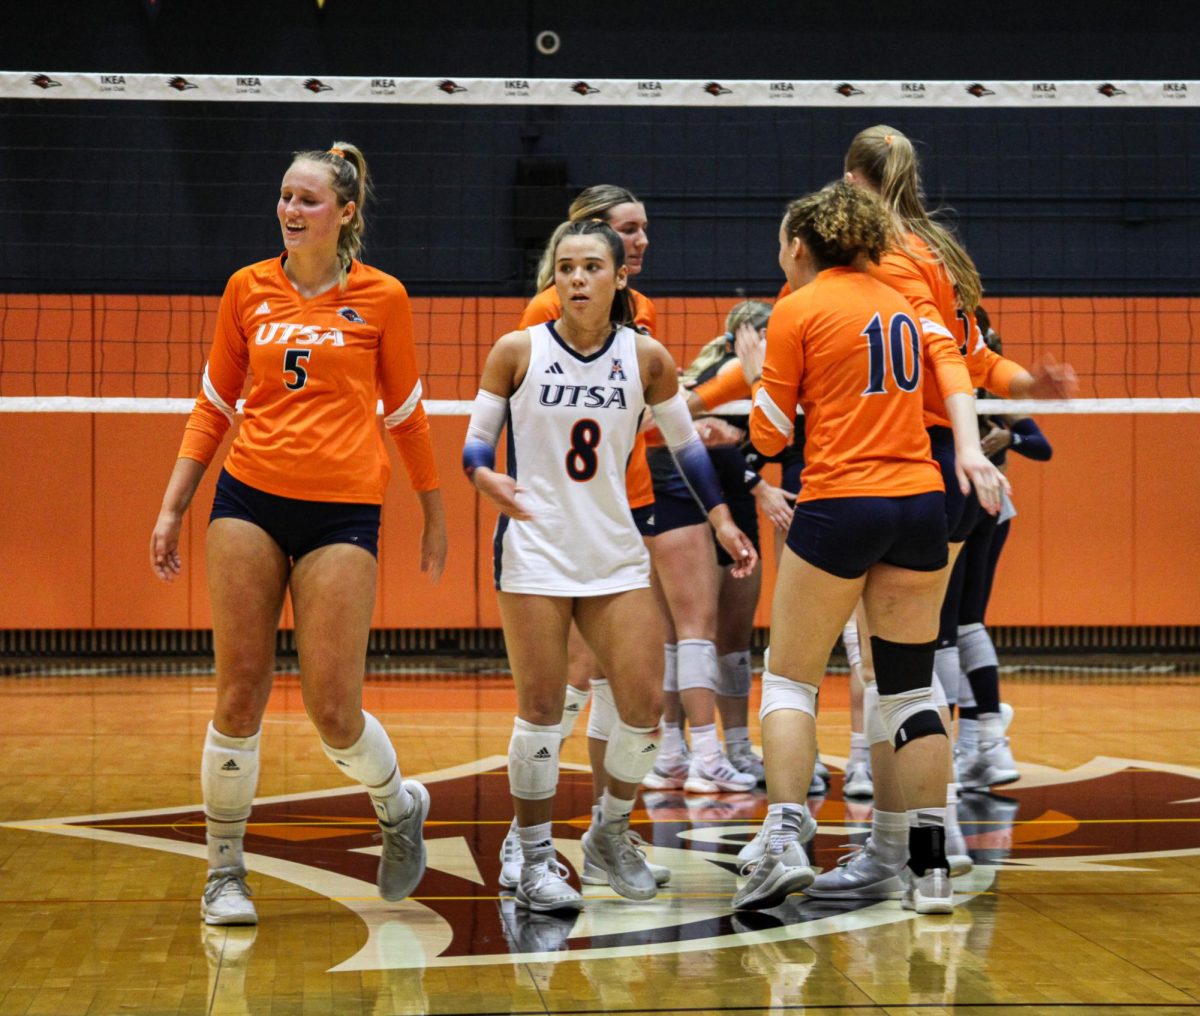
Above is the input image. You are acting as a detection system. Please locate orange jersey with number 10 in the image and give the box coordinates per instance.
[518,286,656,510]
[178,256,438,503]
[751,266,972,501]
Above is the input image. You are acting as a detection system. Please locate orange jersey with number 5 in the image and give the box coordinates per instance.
[518,286,656,509]
[751,266,972,501]
[178,256,438,503]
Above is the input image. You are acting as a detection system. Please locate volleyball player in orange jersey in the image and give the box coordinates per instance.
[803,126,1076,901]
[643,301,795,797]
[492,185,683,891]
[150,143,447,926]
[733,181,1008,914]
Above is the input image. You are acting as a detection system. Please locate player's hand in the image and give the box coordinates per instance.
[1026,354,1078,400]
[733,322,767,386]
[752,481,796,532]
[955,448,1011,515]
[696,418,745,447]
[150,510,184,582]
[420,516,447,585]
[473,469,533,521]
[708,505,758,578]
[980,424,1012,458]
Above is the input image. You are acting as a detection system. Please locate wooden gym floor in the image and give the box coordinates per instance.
[2,660,1200,1016]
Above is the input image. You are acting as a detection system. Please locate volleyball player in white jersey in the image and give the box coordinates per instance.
[464,219,757,912]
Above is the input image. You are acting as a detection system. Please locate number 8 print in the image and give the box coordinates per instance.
[565,419,601,481]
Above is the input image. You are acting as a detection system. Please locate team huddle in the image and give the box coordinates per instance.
[153,124,1072,927]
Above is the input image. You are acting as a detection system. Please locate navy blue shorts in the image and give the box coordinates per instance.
[785,492,948,580]
[652,490,760,567]
[210,469,381,560]
[632,502,656,538]
[928,427,981,543]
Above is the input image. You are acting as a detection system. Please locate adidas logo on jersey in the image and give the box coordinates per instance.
[255,300,270,315]
[533,746,552,759]
[221,759,240,771]
[544,362,565,374]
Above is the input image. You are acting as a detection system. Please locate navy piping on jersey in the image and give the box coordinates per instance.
[546,320,618,363]
[493,406,517,590]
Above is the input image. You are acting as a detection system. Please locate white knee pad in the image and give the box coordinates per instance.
[322,711,399,787]
[508,717,561,801]
[759,671,818,721]
[676,639,717,692]
[202,722,261,822]
[560,684,591,738]
[715,651,752,698]
[958,623,999,673]
[863,681,889,746]
[662,644,679,693]
[586,678,617,741]
[604,720,661,785]
[933,646,960,707]
[842,620,862,671]
[877,687,944,748]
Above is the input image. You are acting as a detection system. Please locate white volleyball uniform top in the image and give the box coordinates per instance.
[495,321,650,596]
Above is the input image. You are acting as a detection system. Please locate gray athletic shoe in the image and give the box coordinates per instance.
[515,856,584,913]
[842,760,874,799]
[804,840,905,900]
[201,866,257,926]
[733,841,814,911]
[960,738,1019,790]
[902,868,954,914]
[582,817,658,901]
[580,812,670,886]
[726,741,766,785]
[377,779,430,902]
[498,819,522,889]
[737,807,817,868]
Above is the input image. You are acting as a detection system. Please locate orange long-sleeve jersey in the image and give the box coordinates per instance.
[751,267,973,501]
[779,234,1024,428]
[518,286,656,509]
[692,358,752,410]
[179,256,439,503]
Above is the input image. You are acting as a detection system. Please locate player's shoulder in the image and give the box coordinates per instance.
[348,260,408,298]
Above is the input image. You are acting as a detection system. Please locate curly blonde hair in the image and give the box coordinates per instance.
[782,181,893,269]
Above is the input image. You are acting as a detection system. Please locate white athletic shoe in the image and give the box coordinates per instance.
[944,804,974,877]
[736,807,817,868]
[842,760,874,799]
[685,752,758,794]
[960,738,1020,790]
[515,856,584,913]
[1000,702,1015,733]
[377,779,430,901]
[582,817,658,901]
[902,868,954,915]
[726,741,766,785]
[804,840,905,900]
[201,866,257,926]
[733,841,815,911]
[498,819,522,889]
[813,755,831,785]
[580,810,670,886]
[642,749,691,790]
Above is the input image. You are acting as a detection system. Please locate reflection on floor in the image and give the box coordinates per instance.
[2,665,1200,1014]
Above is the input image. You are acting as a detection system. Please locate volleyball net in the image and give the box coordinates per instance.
[1,73,1198,415]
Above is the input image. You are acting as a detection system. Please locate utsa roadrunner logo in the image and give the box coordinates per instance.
[167,76,197,92]
[835,82,863,97]
[8,754,1197,970]
[437,79,467,94]
[966,82,996,98]
[1097,82,1127,97]
[704,82,732,97]
[303,78,333,94]
[31,74,62,89]
[570,81,600,96]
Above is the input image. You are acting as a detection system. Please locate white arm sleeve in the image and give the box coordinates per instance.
[466,389,507,447]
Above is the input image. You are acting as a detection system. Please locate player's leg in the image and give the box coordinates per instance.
[715,555,763,784]
[496,592,581,911]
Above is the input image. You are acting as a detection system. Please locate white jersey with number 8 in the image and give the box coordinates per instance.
[494,321,649,595]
